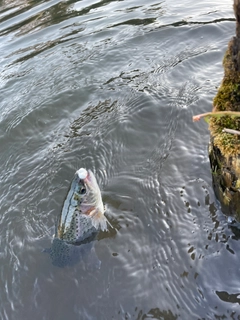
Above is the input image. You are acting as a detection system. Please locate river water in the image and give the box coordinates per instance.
[0,0,239,319]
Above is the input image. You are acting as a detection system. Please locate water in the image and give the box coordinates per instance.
[0,0,238,319]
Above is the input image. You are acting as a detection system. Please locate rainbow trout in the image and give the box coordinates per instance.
[46,168,109,267]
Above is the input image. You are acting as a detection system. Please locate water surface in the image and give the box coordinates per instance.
[0,0,238,319]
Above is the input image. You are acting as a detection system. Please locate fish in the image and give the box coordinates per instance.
[45,168,109,267]
[58,168,108,243]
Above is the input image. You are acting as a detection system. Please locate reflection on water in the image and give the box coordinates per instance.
[0,0,239,319]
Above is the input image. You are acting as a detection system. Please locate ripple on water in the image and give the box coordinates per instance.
[0,0,238,318]
[0,79,215,318]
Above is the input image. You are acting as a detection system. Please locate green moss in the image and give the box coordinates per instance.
[213,82,240,111]
[209,41,240,156]
[222,192,231,205]
[235,179,240,189]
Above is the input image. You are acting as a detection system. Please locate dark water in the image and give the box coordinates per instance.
[0,0,238,319]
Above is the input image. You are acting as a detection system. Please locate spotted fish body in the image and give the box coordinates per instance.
[46,168,108,267]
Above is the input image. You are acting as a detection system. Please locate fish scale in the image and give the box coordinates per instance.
[61,209,96,243]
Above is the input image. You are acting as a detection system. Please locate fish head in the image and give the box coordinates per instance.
[77,169,104,214]
[79,169,108,231]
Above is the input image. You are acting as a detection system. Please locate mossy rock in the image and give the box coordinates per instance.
[210,38,240,156]
[209,141,240,220]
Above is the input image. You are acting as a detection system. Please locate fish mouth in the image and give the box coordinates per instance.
[75,168,92,191]
[80,170,97,191]
[76,168,88,180]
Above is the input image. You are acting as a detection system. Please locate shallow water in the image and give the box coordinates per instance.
[0,0,239,319]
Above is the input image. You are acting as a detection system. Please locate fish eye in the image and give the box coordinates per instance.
[80,187,86,194]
